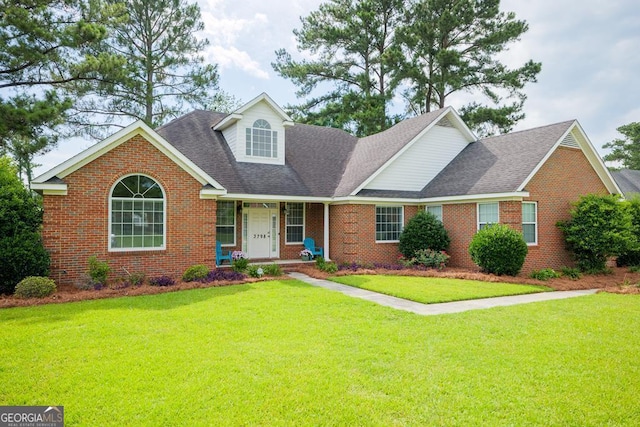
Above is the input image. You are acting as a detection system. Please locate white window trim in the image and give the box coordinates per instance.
[425,204,443,222]
[522,201,538,246]
[477,202,499,231]
[375,205,404,243]
[108,174,166,252]
[285,202,305,245]
[246,119,277,159]
[216,200,237,247]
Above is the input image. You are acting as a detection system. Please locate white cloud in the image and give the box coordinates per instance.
[207,45,269,79]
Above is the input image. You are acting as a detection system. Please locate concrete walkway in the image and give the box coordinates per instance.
[288,272,598,316]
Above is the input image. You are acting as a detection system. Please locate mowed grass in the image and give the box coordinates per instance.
[330,274,551,303]
[1,280,640,426]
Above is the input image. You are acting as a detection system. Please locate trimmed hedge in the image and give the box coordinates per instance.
[469,224,528,276]
[14,276,56,298]
[399,211,450,258]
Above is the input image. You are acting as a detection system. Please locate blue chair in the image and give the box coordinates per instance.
[303,237,324,259]
[216,241,232,266]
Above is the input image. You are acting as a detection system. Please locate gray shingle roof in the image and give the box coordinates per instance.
[611,169,640,196]
[156,110,356,197]
[422,121,575,197]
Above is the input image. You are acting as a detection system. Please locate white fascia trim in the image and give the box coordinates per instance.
[213,113,242,131]
[332,192,529,205]
[350,107,477,196]
[222,193,331,202]
[32,121,226,191]
[30,182,68,195]
[199,188,228,199]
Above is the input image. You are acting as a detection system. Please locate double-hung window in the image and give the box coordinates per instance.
[216,201,236,246]
[110,174,165,250]
[285,202,304,244]
[522,202,538,245]
[246,119,277,158]
[376,206,403,242]
[477,203,499,230]
[426,205,443,222]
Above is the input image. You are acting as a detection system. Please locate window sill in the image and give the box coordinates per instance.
[375,240,400,244]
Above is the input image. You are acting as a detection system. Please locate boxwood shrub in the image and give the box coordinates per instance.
[14,276,56,298]
[468,224,528,276]
[399,211,450,258]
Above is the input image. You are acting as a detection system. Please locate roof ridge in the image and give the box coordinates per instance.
[481,120,575,142]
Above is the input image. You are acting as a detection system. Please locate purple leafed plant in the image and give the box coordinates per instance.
[149,275,176,287]
[204,269,247,282]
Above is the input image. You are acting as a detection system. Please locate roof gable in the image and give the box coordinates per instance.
[213,92,294,131]
[335,107,475,196]
[32,120,226,195]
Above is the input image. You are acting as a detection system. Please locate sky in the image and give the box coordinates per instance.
[34,0,640,176]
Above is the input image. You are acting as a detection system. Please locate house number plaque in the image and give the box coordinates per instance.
[253,234,268,239]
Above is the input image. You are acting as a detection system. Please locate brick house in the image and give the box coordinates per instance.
[32,93,621,284]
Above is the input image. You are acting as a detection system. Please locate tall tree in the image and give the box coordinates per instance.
[603,122,640,170]
[0,0,125,147]
[273,0,405,136]
[70,0,235,138]
[395,0,541,136]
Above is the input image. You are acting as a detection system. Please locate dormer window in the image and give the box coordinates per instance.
[246,119,278,158]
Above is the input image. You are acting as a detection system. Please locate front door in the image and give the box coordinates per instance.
[245,206,279,259]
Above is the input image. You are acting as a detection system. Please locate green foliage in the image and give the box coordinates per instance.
[87,256,110,286]
[272,0,404,136]
[529,268,561,281]
[560,267,582,280]
[0,0,125,146]
[182,264,210,282]
[69,0,237,139]
[274,0,540,137]
[262,264,283,277]
[616,196,640,266]
[315,256,338,274]
[399,249,450,270]
[14,276,56,298]
[232,258,249,273]
[0,157,49,294]
[602,122,640,169]
[246,265,263,278]
[398,211,450,258]
[558,194,634,273]
[468,224,528,276]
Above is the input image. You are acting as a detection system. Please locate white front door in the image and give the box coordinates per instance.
[245,208,279,259]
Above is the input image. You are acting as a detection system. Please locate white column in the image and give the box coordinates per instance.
[323,202,330,260]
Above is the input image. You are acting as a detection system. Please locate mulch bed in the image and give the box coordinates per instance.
[2,266,639,309]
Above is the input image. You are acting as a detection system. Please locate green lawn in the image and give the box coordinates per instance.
[1,280,639,425]
[330,274,551,303]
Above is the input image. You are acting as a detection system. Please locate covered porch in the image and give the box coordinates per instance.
[215,199,331,263]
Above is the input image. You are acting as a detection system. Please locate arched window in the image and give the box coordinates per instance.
[246,119,278,158]
[110,174,165,250]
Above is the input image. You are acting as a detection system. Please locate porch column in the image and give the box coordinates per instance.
[323,202,331,260]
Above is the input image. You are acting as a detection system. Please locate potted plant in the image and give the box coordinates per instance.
[300,249,313,261]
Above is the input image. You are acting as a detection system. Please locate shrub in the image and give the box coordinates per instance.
[247,265,264,278]
[14,276,56,298]
[182,264,210,282]
[399,211,450,258]
[0,157,49,294]
[617,196,640,267]
[529,268,561,281]
[560,266,582,280]
[262,263,283,276]
[231,251,249,272]
[558,194,634,273]
[149,276,175,287]
[127,272,146,286]
[205,269,246,282]
[87,256,110,286]
[468,224,528,276]
[314,256,337,273]
[414,249,450,270]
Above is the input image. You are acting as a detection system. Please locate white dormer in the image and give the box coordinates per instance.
[213,93,294,165]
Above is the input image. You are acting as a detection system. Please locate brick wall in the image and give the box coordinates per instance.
[42,135,216,285]
[329,204,417,265]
